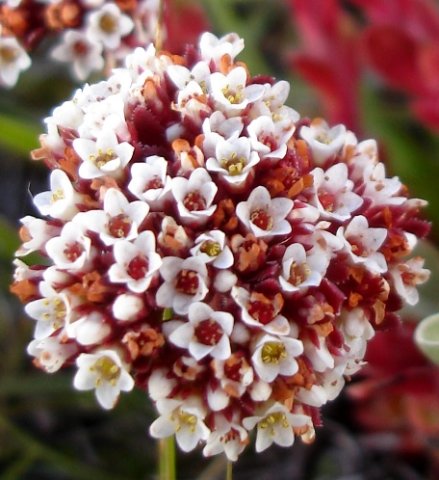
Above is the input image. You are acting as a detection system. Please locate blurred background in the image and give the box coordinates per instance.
[1,0,439,478]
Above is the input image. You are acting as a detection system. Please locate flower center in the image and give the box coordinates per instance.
[175,409,197,432]
[221,428,240,443]
[127,255,149,280]
[51,188,65,203]
[222,85,244,104]
[183,191,206,211]
[108,214,132,238]
[315,133,332,145]
[317,189,336,212]
[261,341,287,364]
[250,208,273,231]
[221,153,246,176]
[146,176,164,190]
[90,356,121,386]
[89,148,117,168]
[175,269,199,295]
[200,240,221,257]
[73,40,89,57]
[99,13,118,34]
[289,261,311,286]
[43,297,67,329]
[259,412,289,432]
[194,319,223,346]
[248,300,275,325]
[0,46,18,64]
[64,241,84,262]
[348,236,368,257]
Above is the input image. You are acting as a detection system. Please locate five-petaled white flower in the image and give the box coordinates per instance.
[33,169,81,221]
[190,230,234,269]
[168,302,233,360]
[149,397,210,452]
[252,333,303,382]
[74,188,149,246]
[242,402,311,452]
[0,36,31,87]
[108,231,162,292]
[156,256,209,314]
[300,119,346,165]
[73,129,134,179]
[73,349,135,409]
[236,186,293,238]
[86,2,134,50]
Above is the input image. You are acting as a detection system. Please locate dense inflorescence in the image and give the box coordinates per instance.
[11,32,430,460]
[0,0,159,86]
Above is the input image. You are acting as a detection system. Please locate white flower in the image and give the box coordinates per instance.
[199,32,244,64]
[128,155,172,209]
[171,168,217,225]
[51,30,104,81]
[15,216,60,257]
[242,403,311,452]
[148,368,176,401]
[73,349,134,409]
[149,397,210,452]
[45,222,93,271]
[209,66,265,112]
[232,287,290,335]
[236,186,293,238]
[166,61,211,91]
[168,302,233,360]
[27,336,77,373]
[390,257,430,306]
[337,215,388,274]
[202,111,243,149]
[66,311,111,346]
[203,414,248,461]
[156,257,208,314]
[206,136,260,185]
[86,2,134,50]
[279,243,330,293]
[247,115,295,160]
[25,282,72,339]
[108,231,162,292]
[33,169,81,220]
[0,36,31,87]
[310,163,363,221]
[300,119,346,165]
[190,230,234,269]
[251,334,303,382]
[73,188,149,246]
[362,162,406,206]
[303,336,335,372]
[112,294,144,322]
[73,129,134,179]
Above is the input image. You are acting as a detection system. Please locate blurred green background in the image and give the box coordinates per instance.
[1,1,439,478]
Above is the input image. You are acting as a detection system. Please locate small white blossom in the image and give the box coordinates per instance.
[190,230,234,269]
[171,168,217,225]
[156,256,209,314]
[252,334,303,382]
[51,30,104,81]
[15,216,60,257]
[242,403,311,452]
[27,336,77,373]
[0,36,31,87]
[33,169,81,220]
[203,414,248,461]
[66,311,111,346]
[149,397,210,452]
[199,32,244,64]
[73,349,134,409]
[73,188,149,246]
[45,222,93,271]
[112,294,144,322]
[300,119,346,165]
[236,186,293,238]
[337,215,388,274]
[390,257,430,306]
[310,163,363,221]
[73,129,134,179]
[362,162,406,206]
[86,2,134,50]
[168,302,233,360]
[128,155,172,209]
[108,231,162,292]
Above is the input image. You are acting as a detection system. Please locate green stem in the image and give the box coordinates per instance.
[159,436,176,480]
[226,460,233,480]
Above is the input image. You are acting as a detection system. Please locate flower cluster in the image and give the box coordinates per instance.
[0,0,159,86]
[11,32,430,460]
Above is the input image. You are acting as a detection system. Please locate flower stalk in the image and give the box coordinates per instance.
[159,436,176,480]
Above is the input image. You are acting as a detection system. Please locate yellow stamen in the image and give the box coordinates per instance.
[261,342,287,364]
